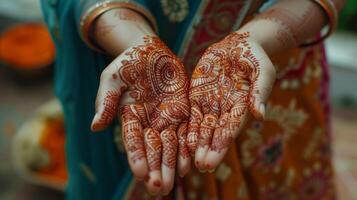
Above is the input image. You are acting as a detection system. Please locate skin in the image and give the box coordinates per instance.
[189,0,346,172]
[240,0,346,56]
[91,9,191,195]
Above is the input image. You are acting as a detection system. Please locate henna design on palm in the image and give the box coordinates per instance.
[188,32,276,171]
[189,32,259,151]
[91,36,190,193]
[118,37,190,131]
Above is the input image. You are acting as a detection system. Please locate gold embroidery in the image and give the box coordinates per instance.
[161,0,189,22]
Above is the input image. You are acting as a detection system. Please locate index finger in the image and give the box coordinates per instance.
[121,105,148,180]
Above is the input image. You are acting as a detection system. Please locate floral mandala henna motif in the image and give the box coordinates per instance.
[189,32,260,153]
[118,36,190,132]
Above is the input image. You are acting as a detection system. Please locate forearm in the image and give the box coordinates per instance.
[92,8,155,56]
[238,0,345,56]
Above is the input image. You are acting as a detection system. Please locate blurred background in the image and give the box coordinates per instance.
[0,0,356,199]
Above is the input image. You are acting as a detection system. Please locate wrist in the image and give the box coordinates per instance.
[234,29,270,54]
[93,8,156,56]
[99,28,156,56]
[236,16,297,56]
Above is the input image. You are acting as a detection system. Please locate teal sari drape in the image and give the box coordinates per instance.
[41,1,129,199]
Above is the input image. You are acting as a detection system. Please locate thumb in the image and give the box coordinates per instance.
[248,48,276,120]
[91,62,127,132]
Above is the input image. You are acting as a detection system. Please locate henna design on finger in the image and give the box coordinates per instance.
[187,132,198,155]
[144,129,162,170]
[210,127,233,153]
[229,98,247,130]
[198,114,217,148]
[121,105,146,163]
[187,104,203,153]
[161,130,178,169]
[177,123,190,159]
[209,114,233,153]
[93,90,120,130]
[189,32,260,153]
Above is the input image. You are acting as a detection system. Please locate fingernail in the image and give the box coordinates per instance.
[208,168,216,173]
[90,114,101,131]
[259,103,266,119]
[198,169,206,173]
[206,164,215,173]
[91,123,105,132]
[153,180,161,187]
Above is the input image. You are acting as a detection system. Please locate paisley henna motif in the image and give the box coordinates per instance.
[189,32,260,153]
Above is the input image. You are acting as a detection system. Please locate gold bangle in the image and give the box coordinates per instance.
[80,1,158,52]
[301,0,338,47]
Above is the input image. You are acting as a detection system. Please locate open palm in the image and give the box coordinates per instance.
[91,36,190,195]
[187,32,276,171]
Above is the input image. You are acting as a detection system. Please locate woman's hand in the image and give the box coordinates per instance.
[187,32,276,172]
[91,36,191,195]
